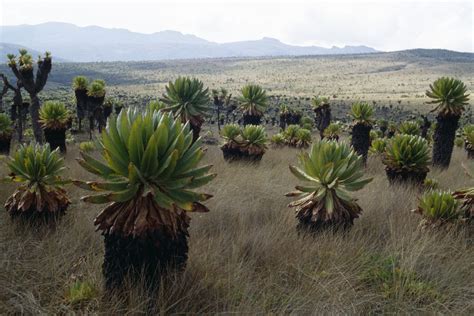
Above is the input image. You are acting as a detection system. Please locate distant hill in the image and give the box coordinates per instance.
[0,22,378,62]
[0,42,68,62]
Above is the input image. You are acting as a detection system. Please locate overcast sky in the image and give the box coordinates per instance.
[1,0,472,52]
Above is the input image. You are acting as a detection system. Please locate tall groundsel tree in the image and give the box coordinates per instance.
[239,84,268,126]
[72,76,89,131]
[7,49,52,143]
[350,102,374,164]
[39,101,72,153]
[74,108,216,291]
[286,140,372,232]
[426,77,470,168]
[161,77,211,142]
[312,95,332,139]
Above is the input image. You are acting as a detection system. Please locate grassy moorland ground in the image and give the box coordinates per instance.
[0,138,473,314]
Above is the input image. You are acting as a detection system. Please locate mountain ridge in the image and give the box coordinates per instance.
[0,22,379,62]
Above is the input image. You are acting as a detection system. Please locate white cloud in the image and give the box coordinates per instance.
[1,0,472,52]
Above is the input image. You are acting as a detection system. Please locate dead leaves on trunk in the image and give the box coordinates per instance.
[5,185,70,217]
[94,192,192,239]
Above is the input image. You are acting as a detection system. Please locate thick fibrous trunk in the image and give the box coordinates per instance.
[243,114,261,126]
[351,123,371,163]
[385,167,428,185]
[103,106,113,120]
[44,128,67,153]
[0,135,12,154]
[420,118,431,139]
[87,96,105,136]
[75,89,88,131]
[221,144,264,162]
[190,123,201,143]
[279,114,288,130]
[103,229,189,292]
[287,113,302,125]
[432,114,459,168]
[314,105,331,139]
[465,144,474,160]
[29,95,43,143]
[18,103,29,142]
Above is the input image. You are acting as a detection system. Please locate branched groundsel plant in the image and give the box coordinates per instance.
[4,144,70,220]
[383,134,430,185]
[74,108,215,291]
[286,140,372,231]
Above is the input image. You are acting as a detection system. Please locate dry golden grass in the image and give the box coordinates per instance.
[0,142,473,314]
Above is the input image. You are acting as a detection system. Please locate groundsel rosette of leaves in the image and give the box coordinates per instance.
[398,121,421,136]
[240,125,267,155]
[350,102,374,125]
[413,190,462,226]
[4,144,70,215]
[221,124,241,148]
[238,84,268,116]
[426,77,470,116]
[323,123,342,140]
[160,77,211,125]
[286,140,372,225]
[463,125,474,150]
[39,101,71,130]
[74,108,216,238]
[383,135,430,172]
[296,128,312,148]
[452,165,474,220]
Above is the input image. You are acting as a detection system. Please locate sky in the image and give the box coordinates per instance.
[0,0,472,52]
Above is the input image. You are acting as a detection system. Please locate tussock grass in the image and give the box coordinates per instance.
[0,144,473,314]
